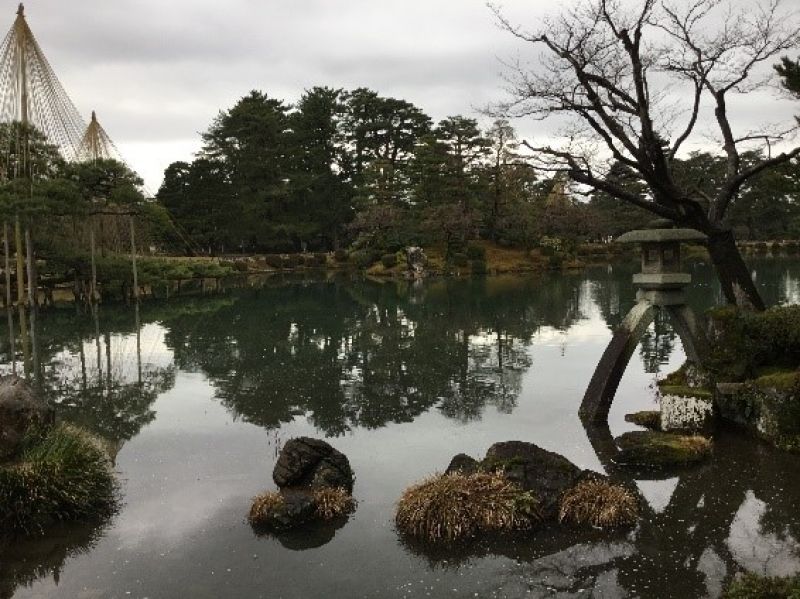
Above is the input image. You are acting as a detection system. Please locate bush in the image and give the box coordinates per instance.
[352,250,377,269]
[770,241,782,255]
[559,479,638,528]
[381,253,398,268]
[471,259,488,275]
[450,253,469,268]
[0,424,117,535]
[466,243,486,260]
[707,305,800,381]
[754,241,769,253]
[264,254,283,269]
[395,472,541,542]
[283,254,301,269]
[233,261,249,272]
[334,249,349,262]
[312,253,328,267]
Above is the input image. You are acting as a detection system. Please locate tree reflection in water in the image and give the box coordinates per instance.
[0,260,798,598]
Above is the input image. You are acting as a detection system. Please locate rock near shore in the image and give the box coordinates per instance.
[273,437,354,492]
[0,376,55,461]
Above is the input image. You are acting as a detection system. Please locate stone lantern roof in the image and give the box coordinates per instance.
[616,219,707,244]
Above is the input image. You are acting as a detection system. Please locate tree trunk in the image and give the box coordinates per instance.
[706,229,765,311]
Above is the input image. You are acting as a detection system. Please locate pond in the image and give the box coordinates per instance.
[2,257,800,598]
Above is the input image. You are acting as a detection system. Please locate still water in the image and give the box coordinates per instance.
[2,258,800,598]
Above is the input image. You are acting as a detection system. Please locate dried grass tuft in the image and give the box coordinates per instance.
[312,487,355,520]
[559,479,638,528]
[248,491,285,527]
[395,471,541,542]
[0,423,117,535]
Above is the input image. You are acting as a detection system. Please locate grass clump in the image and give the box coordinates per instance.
[395,472,541,542]
[312,487,356,520]
[0,423,117,535]
[248,491,286,528]
[559,479,638,528]
[615,431,712,468]
[723,573,800,598]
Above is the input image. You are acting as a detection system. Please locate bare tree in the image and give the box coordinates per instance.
[493,0,800,310]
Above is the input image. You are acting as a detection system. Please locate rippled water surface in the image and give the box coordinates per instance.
[2,258,800,598]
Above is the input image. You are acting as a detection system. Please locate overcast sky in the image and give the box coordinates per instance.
[13,0,800,191]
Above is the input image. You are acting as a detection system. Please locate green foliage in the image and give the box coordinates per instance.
[723,572,800,598]
[707,306,800,381]
[466,243,486,260]
[334,249,349,262]
[0,423,117,535]
[451,253,469,268]
[381,253,398,268]
[352,249,377,269]
[471,259,488,275]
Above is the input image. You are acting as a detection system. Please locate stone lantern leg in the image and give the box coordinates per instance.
[580,221,709,423]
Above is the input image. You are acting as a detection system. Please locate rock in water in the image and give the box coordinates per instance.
[0,376,54,461]
[273,437,354,492]
[483,441,586,518]
[445,453,480,476]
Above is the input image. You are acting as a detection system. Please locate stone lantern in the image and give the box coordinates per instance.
[580,220,708,423]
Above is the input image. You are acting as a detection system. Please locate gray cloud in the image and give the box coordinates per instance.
[11,0,800,190]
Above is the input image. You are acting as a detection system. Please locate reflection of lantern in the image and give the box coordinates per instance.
[581,220,708,423]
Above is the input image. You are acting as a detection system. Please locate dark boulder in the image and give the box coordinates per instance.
[0,376,54,461]
[445,453,479,476]
[273,437,353,492]
[483,441,588,518]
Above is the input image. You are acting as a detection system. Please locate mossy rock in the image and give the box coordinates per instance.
[613,431,712,470]
[723,572,800,598]
[624,411,661,431]
[659,385,713,399]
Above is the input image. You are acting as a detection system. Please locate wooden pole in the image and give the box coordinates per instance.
[4,224,16,375]
[90,224,98,303]
[25,226,34,308]
[130,214,139,301]
[14,215,24,305]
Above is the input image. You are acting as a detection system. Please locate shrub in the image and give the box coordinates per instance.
[0,423,117,535]
[466,243,486,260]
[395,472,541,542]
[754,241,769,253]
[770,241,782,255]
[248,491,286,528]
[471,260,488,275]
[233,261,249,272]
[723,573,800,598]
[283,254,301,269]
[559,479,638,528]
[381,253,398,268]
[450,253,469,268]
[312,487,356,520]
[352,250,377,269]
[263,254,283,269]
[334,249,349,262]
[312,253,328,267]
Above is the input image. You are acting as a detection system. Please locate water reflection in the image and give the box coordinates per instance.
[1,258,799,598]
